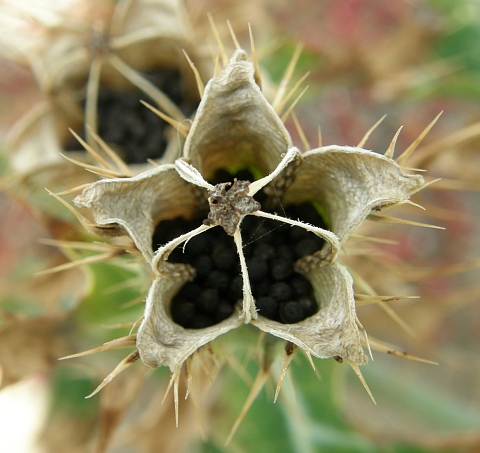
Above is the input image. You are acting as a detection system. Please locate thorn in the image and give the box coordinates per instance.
[140,101,189,137]
[387,350,438,365]
[213,53,221,77]
[146,158,160,167]
[302,350,321,380]
[45,189,91,227]
[411,178,442,195]
[85,350,140,398]
[355,294,420,307]
[356,318,373,361]
[84,57,102,150]
[384,126,403,159]
[109,54,185,121]
[208,13,227,67]
[233,229,256,322]
[59,152,126,178]
[276,71,310,114]
[185,356,194,400]
[161,373,175,405]
[173,370,180,427]
[248,23,262,88]
[397,111,443,165]
[378,300,416,337]
[303,350,316,371]
[349,235,399,245]
[317,125,323,148]
[182,50,204,99]
[347,360,376,405]
[68,128,115,171]
[367,214,445,230]
[225,365,269,445]
[59,335,137,360]
[291,111,311,151]
[350,269,416,336]
[38,238,114,252]
[54,183,93,195]
[410,119,480,167]
[272,43,304,110]
[281,85,309,122]
[34,252,118,276]
[226,20,241,49]
[274,342,297,403]
[367,336,438,365]
[428,178,480,191]
[357,114,387,148]
[85,126,132,175]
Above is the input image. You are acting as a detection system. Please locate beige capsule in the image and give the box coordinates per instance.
[75,48,425,378]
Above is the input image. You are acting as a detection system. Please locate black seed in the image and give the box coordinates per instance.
[290,274,313,297]
[255,296,278,319]
[270,282,294,302]
[251,279,270,297]
[253,242,275,260]
[197,288,220,314]
[213,244,236,270]
[214,301,235,323]
[294,237,321,258]
[194,254,214,277]
[188,313,213,329]
[206,270,230,290]
[246,257,269,282]
[177,282,201,299]
[279,301,307,324]
[273,244,295,263]
[270,258,293,280]
[270,226,289,245]
[171,299,196,326]
[299,296,318,317]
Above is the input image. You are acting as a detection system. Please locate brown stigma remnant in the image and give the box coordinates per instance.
[204,179,261,235]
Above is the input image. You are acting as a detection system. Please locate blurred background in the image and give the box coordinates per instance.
[1,0,479,452]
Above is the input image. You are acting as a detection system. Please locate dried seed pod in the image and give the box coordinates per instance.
[4,0,209,175]
[72,48,425,383]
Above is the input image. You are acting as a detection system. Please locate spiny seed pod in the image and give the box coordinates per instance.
[70,48,429,418]
[4,0,208,176]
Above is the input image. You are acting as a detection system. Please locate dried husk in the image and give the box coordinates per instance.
[284,146,425,243]
[137,263,243,371]
[252,262,367,364]
[185,50,292,179]
[75,165,198,261]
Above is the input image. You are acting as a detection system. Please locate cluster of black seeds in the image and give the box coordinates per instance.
[65,68,198,164]
[152,169,328,329]
[240,204,325,324]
